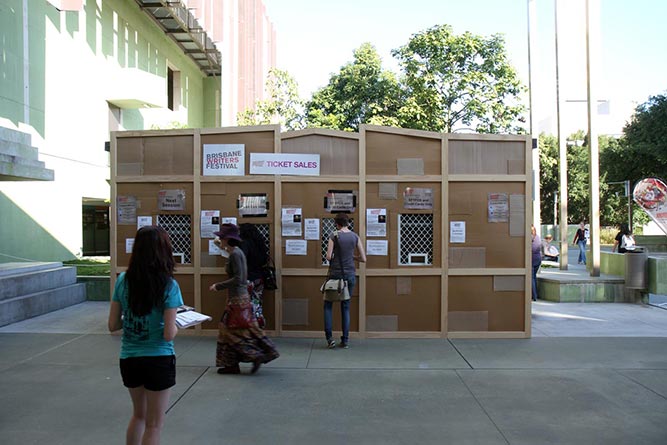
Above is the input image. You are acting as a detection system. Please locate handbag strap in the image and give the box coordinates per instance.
[332,230,346,280]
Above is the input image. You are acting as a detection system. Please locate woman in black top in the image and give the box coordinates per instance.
[612,223,631,253]
[240,224,269,328]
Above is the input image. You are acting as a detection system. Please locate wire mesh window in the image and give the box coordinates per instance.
[321,218,354,265]
[157,214,192,264]
[255,223,271,257]
[398,213,433,266]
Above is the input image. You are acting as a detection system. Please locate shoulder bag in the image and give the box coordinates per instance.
[320,231,350,301]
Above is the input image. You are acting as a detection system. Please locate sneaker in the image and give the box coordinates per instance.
[339,342,349,349]
[327,339,336,349]
[217,365,240,375]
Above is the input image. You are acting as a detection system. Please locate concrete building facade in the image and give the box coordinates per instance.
[0,0,223,262]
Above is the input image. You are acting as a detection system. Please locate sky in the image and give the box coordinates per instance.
[262,0,667,131]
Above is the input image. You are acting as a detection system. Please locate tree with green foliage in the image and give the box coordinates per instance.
[392,24,525,133]
[602,93,667,183]
[237,68,305,131]
[539,131,649,228]
[306,43,403,131]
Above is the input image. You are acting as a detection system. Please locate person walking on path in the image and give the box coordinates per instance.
[210,223,279,374]
[572,221,587,265]
[531,225,542,301]
[324,213,366,349]
[108,225,184,445]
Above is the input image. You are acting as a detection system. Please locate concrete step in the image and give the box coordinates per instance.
[0,126,32,146]
[0,159,55,181]
[0,283,87,327]
[0,139,39,161]
[0,266,77,301]
[0,153,47,168]
[0,262,63,278]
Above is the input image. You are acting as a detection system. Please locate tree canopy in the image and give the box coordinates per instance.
[237,68,305,131]
[305,43,403,131]
[392,24,525,133]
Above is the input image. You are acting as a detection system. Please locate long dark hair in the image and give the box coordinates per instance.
[126,226,175,316]
[239,223,268,264]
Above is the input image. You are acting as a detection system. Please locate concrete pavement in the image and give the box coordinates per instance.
[1,301,666,444]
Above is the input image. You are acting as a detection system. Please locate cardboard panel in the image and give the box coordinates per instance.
[201,274,226,330]
[366,131,441,175]
[449,139,525,175]
[397,158,424,176]
[143,136,193,175]
[366,182,441,269]
[281,183,359,269]
[281,134,358,175]
[116,136,193,176]
[366,315,399,331]
[116,183,194,268]
[448,182,525,268]
[396,276,411,295]
[281,276,359,332]
[283,299,309,325]
[379,182,398,200]
[450,191,472,215]
[201,131,276,176]
[448,311,489,331]
[448,276,524,332]
[200,182,274,268]
[507,159,524,175]
[116,137,143,176]
[366,276,440,331]
[449,247,486,268]
[175,274,195,308]
[509,194,526,237]
[493,275,524,292]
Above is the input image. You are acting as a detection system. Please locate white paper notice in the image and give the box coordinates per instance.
[366,208,387,237]
[305,218,320,240]
[125,238,135,253]
[281,208,302,236]
[137,216,152,230]
[285,239,307,255]
[367,240,388,256]
[200,210,220,238]
[221,217,237,225]
[208,240,223,256]
[450,221,466,243]
[202,144,245,176]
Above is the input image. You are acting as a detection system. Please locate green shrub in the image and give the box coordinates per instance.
[63,258,110,276]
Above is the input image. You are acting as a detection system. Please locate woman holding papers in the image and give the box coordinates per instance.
[108,225,184,445]
[209,223,279,375]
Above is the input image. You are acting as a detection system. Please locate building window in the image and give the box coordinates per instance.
[167,68,174,110]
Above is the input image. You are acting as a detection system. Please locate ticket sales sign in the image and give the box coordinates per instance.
[250,153,320,176]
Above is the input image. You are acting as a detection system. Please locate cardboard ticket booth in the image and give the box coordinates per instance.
[111,124,532,338]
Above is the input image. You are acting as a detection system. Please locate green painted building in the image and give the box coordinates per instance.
[0,0,221,262]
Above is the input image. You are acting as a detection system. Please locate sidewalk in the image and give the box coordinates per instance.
[1,301,666,444]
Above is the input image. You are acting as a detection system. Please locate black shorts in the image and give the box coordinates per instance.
[119,355,176,391]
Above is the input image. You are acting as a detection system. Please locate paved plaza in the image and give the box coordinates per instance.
[1,300,666,445]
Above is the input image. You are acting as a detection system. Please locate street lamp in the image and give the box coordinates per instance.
[607,180,633,232]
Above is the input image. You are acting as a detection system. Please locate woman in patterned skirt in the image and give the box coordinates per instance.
[209,223,279,374]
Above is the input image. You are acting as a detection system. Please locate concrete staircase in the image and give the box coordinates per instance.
[0,126,54,181]
[0,262,86,327]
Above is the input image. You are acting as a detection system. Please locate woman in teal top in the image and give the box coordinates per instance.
[108,226,184,445]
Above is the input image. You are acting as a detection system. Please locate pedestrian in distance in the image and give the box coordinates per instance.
[210,223,279,375]
[531,225,542,301]
[572,221,587,265]
[324,213,366,349]
[108,225,184,445]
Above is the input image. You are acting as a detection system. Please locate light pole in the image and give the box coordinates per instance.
[608,180,633,232]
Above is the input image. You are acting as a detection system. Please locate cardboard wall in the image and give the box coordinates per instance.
[280,182,359,269]
[365,131,441,176]
[365,182,441,269]
[116,183,194,268]
[366,276,441,331]
[282,134,358,175]
[448,182,525,268]
[449,139,525,175]
[201,131,275,175]
[281,276,359,332]
[448,276,524,332]
[116,135,194,176]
